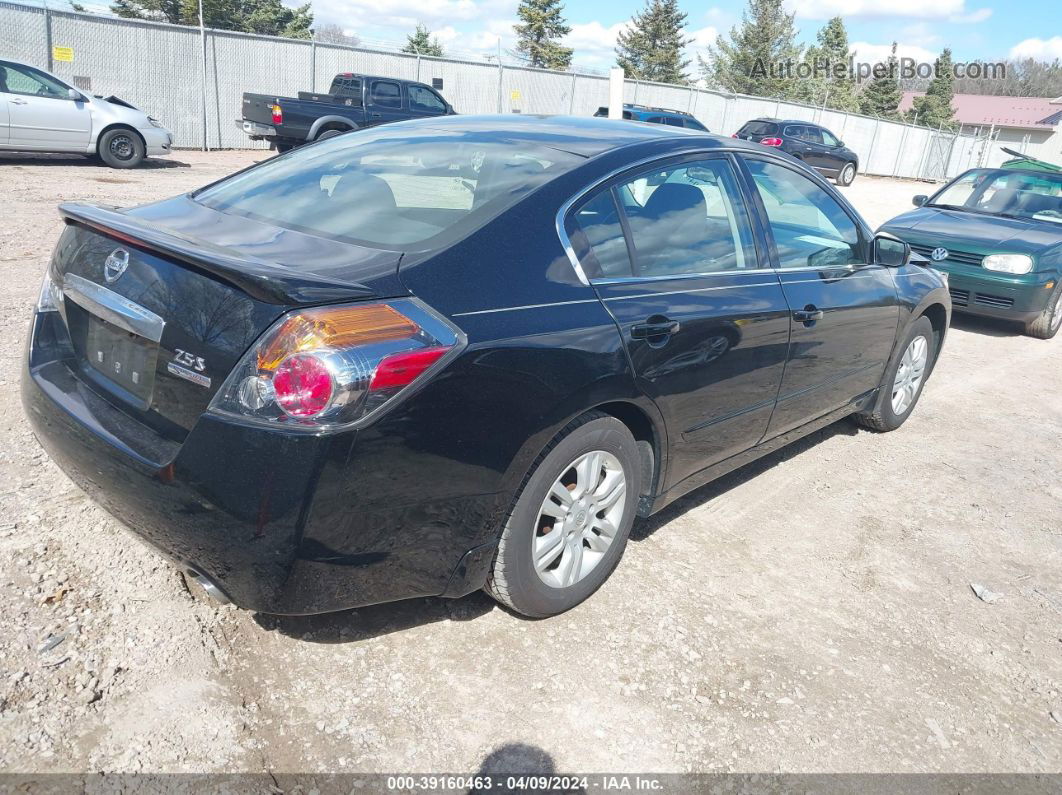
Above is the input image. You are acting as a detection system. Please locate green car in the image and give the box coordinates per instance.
[880,167,1062,339]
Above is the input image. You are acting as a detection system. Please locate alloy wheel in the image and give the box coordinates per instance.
[891,335,928,415]
[533,450,627,589]
[1051,291,1062,333]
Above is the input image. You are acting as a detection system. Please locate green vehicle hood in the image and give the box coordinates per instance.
[881,207,1062,260]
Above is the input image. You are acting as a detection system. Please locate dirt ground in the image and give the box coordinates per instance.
[0,150,1060,776]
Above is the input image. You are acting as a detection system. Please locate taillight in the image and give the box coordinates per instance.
[271,103,283,125]
[759,137,783,146]
[730,133,738,138]
[209,299,464,431]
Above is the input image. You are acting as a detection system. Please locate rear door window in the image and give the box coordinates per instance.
[614,158,758,276]
[370,80,402,108]
[783,124,806,138]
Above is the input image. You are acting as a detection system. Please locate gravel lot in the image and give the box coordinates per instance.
[1,150,1060,776]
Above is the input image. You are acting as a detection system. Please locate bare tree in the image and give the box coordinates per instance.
[315,23,359,47]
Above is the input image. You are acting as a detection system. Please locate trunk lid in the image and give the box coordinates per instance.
[53,198,406,440]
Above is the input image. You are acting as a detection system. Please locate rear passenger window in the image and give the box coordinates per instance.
[571,191,632,279]
[616,159,757,277]
[371,81,401,108]
[663,117,683,127]
[745,159,862,269]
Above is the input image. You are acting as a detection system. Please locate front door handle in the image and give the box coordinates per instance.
[793,306,824,324]
[370,112,382,118]
[631,318,680,339]
[11,98,28,105]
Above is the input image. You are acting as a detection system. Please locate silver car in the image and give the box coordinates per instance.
[0,58,173,168]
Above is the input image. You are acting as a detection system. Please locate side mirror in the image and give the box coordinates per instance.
[67,88,83,101]
[873,233,910,268]
[912,194,928,207]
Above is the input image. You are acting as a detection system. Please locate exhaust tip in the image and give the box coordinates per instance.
[185,568,232,605]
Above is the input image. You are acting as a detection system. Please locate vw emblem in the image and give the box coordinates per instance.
[103,248,130,283]
[930,247,949,262]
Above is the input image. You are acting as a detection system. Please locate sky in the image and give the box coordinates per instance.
[300,0,1062,74]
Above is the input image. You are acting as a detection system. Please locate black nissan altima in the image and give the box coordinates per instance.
[22,116,950,618]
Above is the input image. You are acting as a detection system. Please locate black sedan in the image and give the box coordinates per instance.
[22,116,950,618]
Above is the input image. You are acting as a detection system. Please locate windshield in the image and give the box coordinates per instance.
[930,169,1062,224]
[195,127,582,249]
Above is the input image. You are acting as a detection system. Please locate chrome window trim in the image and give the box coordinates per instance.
[603,281,781,302]
[593,268,778,284]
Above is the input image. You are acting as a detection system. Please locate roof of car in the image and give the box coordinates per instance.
[404,114,727,157]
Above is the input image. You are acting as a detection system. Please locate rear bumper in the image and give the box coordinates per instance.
[238,119,276,139]
[22,314,498,614]
[945,271,1056,324]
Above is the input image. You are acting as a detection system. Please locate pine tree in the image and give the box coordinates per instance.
[702,0,801,99]
[801,17,857,110]
[615,0,691,84]
[908,49,957,127]
[403,24,445,57]
[513,0,573,70]
[858,42,902,118]
[110,0,180,24]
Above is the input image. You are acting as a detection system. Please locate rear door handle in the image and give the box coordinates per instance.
[11,98,27,105]
[631,318,680,339]
[370,112,382,118]
[793,306,824,324]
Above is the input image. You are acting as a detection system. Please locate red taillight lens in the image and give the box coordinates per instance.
[759,137,783,146]
[370,347,448,391]
[271,103,283,125]
[209,299,463,431]
[273,353,334,418]
[730,133,738,138]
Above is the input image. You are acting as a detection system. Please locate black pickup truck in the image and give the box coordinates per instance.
[239,73,456,151]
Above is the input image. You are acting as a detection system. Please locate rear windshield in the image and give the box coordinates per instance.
[740,121,777,136]
[194,128,582,249]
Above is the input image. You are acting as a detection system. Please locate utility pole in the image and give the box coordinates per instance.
[198,0,209,151]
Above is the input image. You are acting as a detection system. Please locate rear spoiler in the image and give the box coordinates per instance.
[58,202,377,306]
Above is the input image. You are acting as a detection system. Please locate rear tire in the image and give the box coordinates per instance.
[837,162,857,186]
[1024,286,1062,339]
[315,128,347,142]
[485,413,641,618]
[854,316,936,432]
[97,128,145,169]
[273,142,294,153]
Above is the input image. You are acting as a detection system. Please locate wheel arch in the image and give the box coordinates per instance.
[308,116,357,140]
[588,400,665,514]
[95,123,145,153]
[919,300,949,358]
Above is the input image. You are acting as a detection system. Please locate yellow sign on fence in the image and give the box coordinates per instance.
[52,46,74,62]
[510,90,521,101]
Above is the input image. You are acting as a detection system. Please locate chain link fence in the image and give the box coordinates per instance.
[2,0,1004,180]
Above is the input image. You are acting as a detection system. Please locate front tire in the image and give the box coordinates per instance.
[97,128,145,169]
[837,162,857,186]
[485,413,641,618]
[854,316,936,432]
[1024,286,1062,339]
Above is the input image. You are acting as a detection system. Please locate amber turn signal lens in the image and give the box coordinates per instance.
[256,304,419,372]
